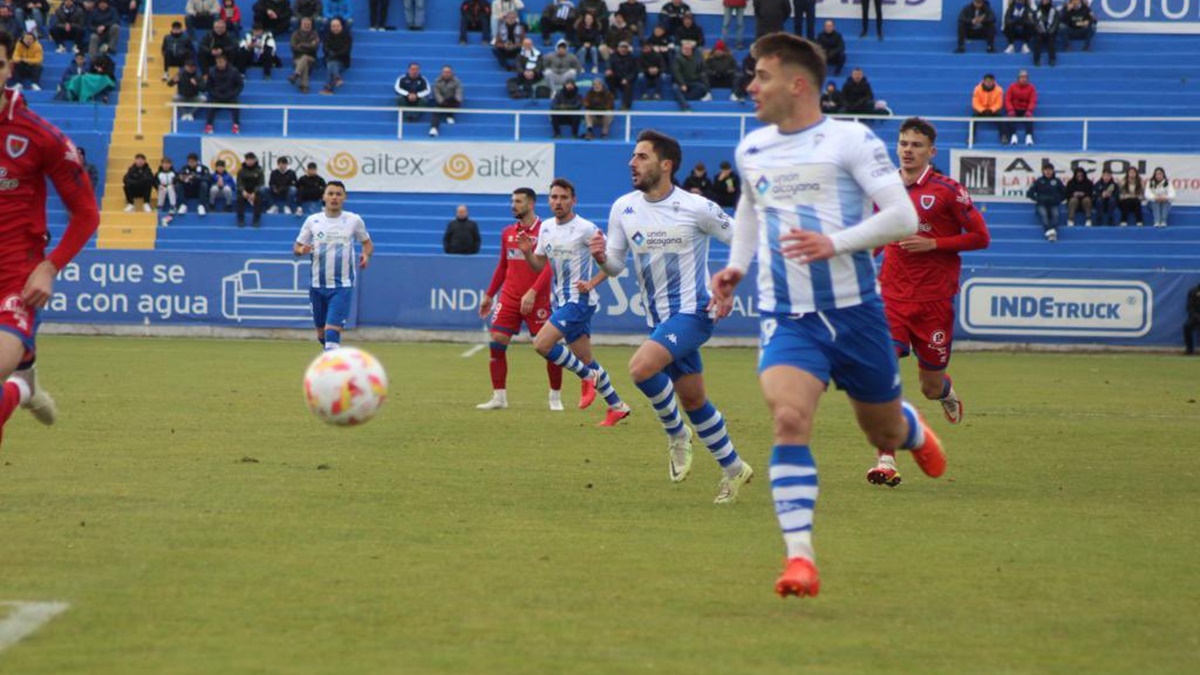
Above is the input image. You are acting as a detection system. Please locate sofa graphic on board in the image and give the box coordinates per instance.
[221,259,312,323]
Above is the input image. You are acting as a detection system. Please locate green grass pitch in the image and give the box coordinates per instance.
[1,336,1197,674]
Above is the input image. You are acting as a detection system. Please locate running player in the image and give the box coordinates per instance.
[709,33,946,597]
[293,181,373,351]
[868,117,990,488]
[589,129,754,504]
[0,29,101,448]
[516,178,632,427]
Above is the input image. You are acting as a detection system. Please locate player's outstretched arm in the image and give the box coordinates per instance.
[28,138,102,308]
[827,183,918,255]
[516,230,548,271]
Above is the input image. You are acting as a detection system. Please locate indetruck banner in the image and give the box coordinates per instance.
[605,0,944,21]
[42,252,1195,348]
[199,138,555,195]
[950,149,1200,205]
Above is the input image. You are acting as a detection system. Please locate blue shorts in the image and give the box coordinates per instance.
[757,298,902,404]
[310,287,353,330]
[650,312,714,381]
[549,302,597,345]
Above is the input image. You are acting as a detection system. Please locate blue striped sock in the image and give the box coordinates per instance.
[685,401,742,475]
[635,372,685,437]
[940,375,952,399]
[588,362,623,407]
[899,400,926,450]
[771,444,819,562]
[546,344,591,379]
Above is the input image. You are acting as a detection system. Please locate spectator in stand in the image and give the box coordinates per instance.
[156,157,179,224]
[573,11,603,74]
[705,39,737,96]
[1026,163,1066,242]
[321,16,351,94]
[542,39,581,96]
[599,12,634,65]
[971,72,1004,142]
[1064,167,1093,227]
[238,22,277,80]
[616,0,646,40]
[841,67,887,116]
[492,11,527,70]
[793,0,815,40]
[220,0,244,34]
[671,40,710,112]
[516,36,540,73]
[296,162,326,215]
[604,40,636,110]
[815,20,845,76]
[176,153,211,216]
[460,0,491,44]
[548,78,582,138]
[1002,0,1035,53]
[711,161,739,209]
[752,0,789,40]
[199,19,238,73]
[820,80,842,113]
[1184,282,1200,355]
[1059,0,1096,51]
[645,23,673,68]
[507,62,541,99]
[11,31,43,90]
[253,0,291,35]
[657,0,690,38]
[65,51,115,102]
[489,0,522,40]
[861,0,883,39]
[403,0,425,30]
[1091,168,1118,226]
[955,0,996,53]
[87,0,120,59]
[682,161,711,198]
[293,0,325,30]
[15,0,50,34]
[1145,167,1175,228]
[79,147,101,195]
[577,0,607,29]
[236,152,267,228]
[582,77,613,140]
[186,0,220,37]
[675,12,704,49]
[50,0,87,54]
[443,205,481,254]
[122,153,155,212]
[637,41,665,100]
[56,51,89,100]
[1004,69,1036,145]
[116,0,140,24]
[325,0,351,25]
[204,52,245,134]
[541,0,576,47]
[0,5,21,37]
[368,0,389,30]
[160,21,195,82]
[168,58,206,120]
[721,0,747,50]
[210,159,236,211]
[267,157,299,215]
[430,65,463,137]
[395,62,431,122]
[288,16,320,93]
[1031,0,1059,67]
[732,52,754,102]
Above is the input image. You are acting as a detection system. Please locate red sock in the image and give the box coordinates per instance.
[488,342,508,390]
[0,381,23,447]
[547,362,563,391]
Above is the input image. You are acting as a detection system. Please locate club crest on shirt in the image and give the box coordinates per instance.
[920,195,936,210]
[5,134,29,160]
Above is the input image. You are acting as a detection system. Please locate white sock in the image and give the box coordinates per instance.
[8,377,31,406]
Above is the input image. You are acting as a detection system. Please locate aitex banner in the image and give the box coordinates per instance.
[950,149,1200,205]
[199,138,555,195]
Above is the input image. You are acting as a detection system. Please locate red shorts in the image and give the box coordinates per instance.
[884,297,954,371]
[0,289,38,363]
[489,295,552,337]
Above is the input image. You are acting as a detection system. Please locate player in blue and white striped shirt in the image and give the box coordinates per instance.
[293,181,373,351]
[709,34,946,598]
[590,129,753,504]
[517,178,632,427]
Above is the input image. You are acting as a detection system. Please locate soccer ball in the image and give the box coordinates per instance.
[303,347,389,426]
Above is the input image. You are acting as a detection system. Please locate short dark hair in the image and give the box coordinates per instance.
[244,152,257,160]
[277,157,289,165]
[326,180,346,191]
[750,32,826,89]
[215,160,227,167]
[0,30,13,60]
[636,129,682,177]
[187,152,199,160]
[549,177,576,197]
[513,187,536,202]
[306,162,318,170]
[899,117,937,145]
[135,153,146,160]
[171,21,182,28]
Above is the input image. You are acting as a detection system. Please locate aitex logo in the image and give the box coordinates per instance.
[960,278,1152,338]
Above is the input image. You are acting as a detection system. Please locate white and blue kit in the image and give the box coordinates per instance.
[295,209,371,330]
[603,187,734,379]
[536,214,601,344]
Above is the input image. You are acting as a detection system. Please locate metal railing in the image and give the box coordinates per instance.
[135,0,154,138]
[165,102,1200,151]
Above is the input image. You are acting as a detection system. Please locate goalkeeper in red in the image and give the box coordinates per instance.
[0,29,101,449]
[869,117,990,487]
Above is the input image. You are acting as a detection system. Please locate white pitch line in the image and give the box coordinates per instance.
[0,601,70,653]
[461,344,486,358]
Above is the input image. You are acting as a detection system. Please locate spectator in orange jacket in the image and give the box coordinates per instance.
[971,72,1004,143]
[1003,69,1037,146]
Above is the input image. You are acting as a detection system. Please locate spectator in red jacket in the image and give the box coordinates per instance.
[1003,69,1037,146]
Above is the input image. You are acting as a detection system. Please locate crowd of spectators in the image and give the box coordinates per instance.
[956,0,1097,63]
[1027,163,1176,239]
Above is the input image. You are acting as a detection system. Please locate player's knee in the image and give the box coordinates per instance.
[532,334,554,356]
[865,424,907,451]
[771,404,812,441]
[628,356,656,383]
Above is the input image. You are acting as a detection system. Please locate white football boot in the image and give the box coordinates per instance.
[13,367,57,425]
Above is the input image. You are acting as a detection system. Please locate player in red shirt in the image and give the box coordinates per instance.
[868,118,990,487]
[476,187,580,411]
[0,30,101,449]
